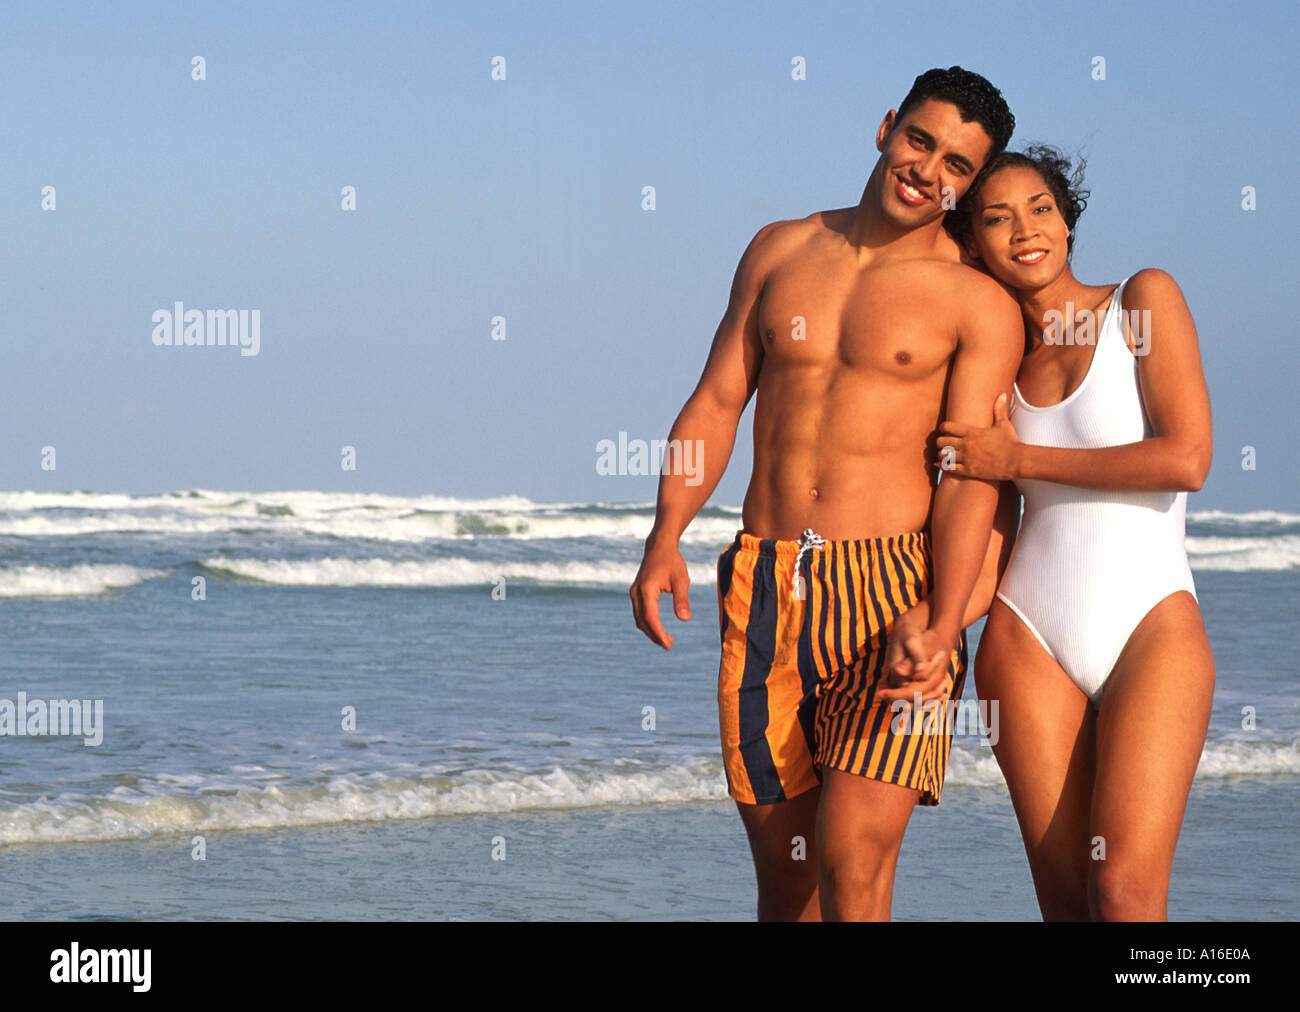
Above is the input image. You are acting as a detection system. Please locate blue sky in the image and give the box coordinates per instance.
[2,0,1295,510]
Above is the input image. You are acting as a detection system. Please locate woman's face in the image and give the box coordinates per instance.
[967,165,1071,290]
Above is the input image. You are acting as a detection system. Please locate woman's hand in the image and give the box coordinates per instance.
[936,393,1023,480]
[878,610,953,705]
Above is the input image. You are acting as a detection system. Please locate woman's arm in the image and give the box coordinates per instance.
[938,269,1213,493]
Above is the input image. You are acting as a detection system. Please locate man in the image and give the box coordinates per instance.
[629,67,1021,920]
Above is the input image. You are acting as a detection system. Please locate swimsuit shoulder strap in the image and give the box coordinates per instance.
[1103,275,1135,352]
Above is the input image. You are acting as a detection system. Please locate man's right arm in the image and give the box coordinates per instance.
[877,479,1021,701]
[629,222,782,649]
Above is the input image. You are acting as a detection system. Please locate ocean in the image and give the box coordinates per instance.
[0,490,1295,920]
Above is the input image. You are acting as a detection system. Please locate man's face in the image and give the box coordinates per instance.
[874,97,994,230]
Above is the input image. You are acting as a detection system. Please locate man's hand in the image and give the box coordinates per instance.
[936,393,1023,480]
[630,540,692,649]
[877,620,954,706]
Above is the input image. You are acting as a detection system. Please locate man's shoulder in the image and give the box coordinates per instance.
[937,262,1021,320]
[727,212,834,298]
[934,260,1016,299]
[882,258,1018,314]
[911,262,1023,350]
[745,208,849,260]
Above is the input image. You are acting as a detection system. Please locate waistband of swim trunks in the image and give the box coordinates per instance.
[729,529,930,558]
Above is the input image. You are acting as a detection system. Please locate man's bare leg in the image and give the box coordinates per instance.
[735,786,822,921]
[815,770,918,921]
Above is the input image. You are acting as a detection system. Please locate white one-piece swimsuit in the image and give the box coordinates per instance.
[995,276,1198,705]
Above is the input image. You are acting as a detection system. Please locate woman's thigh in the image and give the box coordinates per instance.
[1090,591,1214,918]
[976,600,1097,917]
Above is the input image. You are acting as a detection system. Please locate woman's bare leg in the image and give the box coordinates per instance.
[1089,591,1214,921]
[975,600,1096,920]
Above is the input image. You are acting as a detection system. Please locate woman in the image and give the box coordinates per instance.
[909,146,1214,920]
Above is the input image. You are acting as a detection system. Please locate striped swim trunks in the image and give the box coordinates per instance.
[716,528,967,807]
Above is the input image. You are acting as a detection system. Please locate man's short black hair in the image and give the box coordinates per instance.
[895,66,1015,158]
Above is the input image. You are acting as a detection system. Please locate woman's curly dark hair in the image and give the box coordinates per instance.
[945,144,1090,258]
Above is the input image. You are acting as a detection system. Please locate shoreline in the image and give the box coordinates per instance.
[1,779,1292,922]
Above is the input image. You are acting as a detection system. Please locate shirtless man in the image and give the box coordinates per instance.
[629,67,1022,921]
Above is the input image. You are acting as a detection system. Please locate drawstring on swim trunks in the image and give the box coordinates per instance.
[792,528,826,600]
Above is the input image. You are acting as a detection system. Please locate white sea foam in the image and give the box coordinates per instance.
[1185,534,1300,572]
[1187,510,1300,526]
[201,556,719,588]
[1195,738,1300,777]
[0,761,731,844]
[0,564,167,598]
[944,747,1009,787]
[0,512,238,537]
[1,491,1296,568]
[947,737,1300,789]
[0,489,550,514]
[3,737,1292,845]
[0,489,738,544]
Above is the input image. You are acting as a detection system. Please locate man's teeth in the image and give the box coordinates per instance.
[1014,250,1047,263]
[901,182,923,200]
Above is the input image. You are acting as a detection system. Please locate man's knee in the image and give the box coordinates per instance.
[818,839,898,890]
[816,845,899,921]
[737,791,820,917]
[816,817,903,914]
[752,835,817,886]
[749,828,819,921]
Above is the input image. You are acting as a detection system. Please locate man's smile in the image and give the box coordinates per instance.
[895,176,930,206]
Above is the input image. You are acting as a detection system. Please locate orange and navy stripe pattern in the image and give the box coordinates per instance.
[716,530,967,806]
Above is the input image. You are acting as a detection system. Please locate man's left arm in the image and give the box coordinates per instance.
[925,277,1023,651]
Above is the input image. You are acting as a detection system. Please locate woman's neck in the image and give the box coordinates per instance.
[1016,267,1112,345]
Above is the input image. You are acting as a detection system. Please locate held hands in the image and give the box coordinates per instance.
[630,539,691,649]
[936,392,1022,481]
[877,614,954,706]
